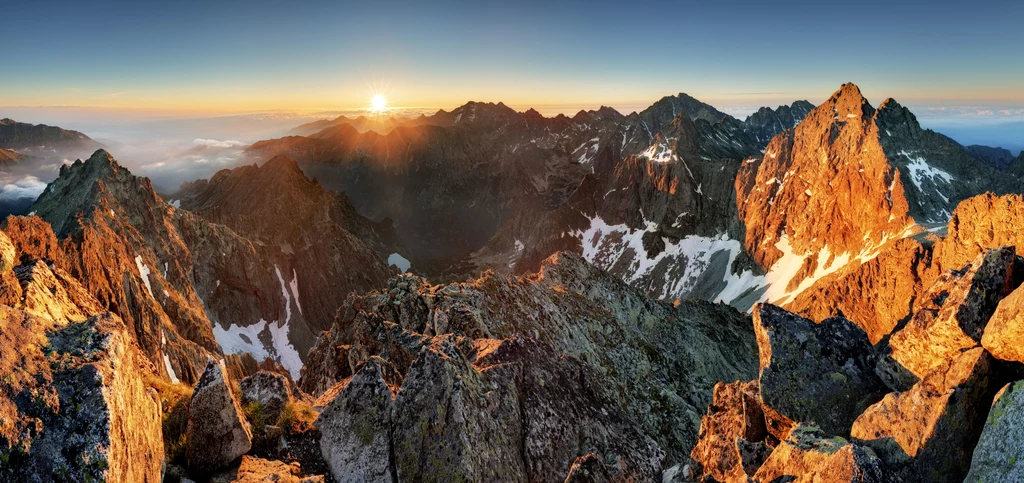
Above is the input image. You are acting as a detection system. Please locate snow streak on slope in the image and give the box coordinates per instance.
[573,215,765,305]
[134,255,153,297]
[759,224,919,307]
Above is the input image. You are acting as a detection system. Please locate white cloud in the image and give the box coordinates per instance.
[0,175,47,201]
[193,138,245,148]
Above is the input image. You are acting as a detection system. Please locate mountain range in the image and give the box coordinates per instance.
[3,83,1024,482]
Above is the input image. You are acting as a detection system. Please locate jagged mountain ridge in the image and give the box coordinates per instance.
[249,92,794,292]
[967,144,1018,170]
[171,155,399,331]
[21,150,395,382]
[742,100,815,144]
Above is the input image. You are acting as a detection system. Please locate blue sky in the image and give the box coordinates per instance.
[1,0,1022,115]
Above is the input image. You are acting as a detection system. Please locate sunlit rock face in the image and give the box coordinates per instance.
[0,310,164,482]
[19,150,396,383]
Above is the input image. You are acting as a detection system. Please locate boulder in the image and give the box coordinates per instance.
[689,381,770,482]
[0,311,164,482]
[474,336,665,482]
[392,339,527,482]
[890,247,1020,378]
[210,455,325,483]
[964,380,1024,482]
[315,357,400,483]
[753,425,894,483]
[186,360,254,474]
[239,370,293,423]
[981,284,1024,363]
[752,304,886,436]
[851,347,1000,482]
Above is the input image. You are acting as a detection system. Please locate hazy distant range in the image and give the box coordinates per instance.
[1,103,1021,197]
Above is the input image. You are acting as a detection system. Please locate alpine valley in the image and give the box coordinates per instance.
[3,83,1024,483]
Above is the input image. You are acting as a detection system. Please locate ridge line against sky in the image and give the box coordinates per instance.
[2,0,1023,116]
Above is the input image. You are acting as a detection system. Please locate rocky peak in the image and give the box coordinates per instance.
[737,83,911,276]
[639,93,731,135]
[742,100,815,144]
[828,82,873,119]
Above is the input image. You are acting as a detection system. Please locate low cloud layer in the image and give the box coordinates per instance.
[0,175,46,202]
[193,138,246,148]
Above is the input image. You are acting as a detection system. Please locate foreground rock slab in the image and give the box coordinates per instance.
[210,455,325,483]
[753,425,894,483]
[0,311,163,482]
[851,347,999,482]
[689,380,770,482]
[315,357,399,483]
[890,247,1020,378]
[981,284,1024,363]
[753,303,886,436]
[187,360,254,474]
[965,380,1024,482]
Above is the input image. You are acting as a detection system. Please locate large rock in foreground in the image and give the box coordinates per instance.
[187,360,254,474]
[965,380,1024,482]
[889,247,1020,379]
[981,284,1024,363]
[753,425,894,483]
[689,380,773,482]
[0,311,164,482]
[315,357,399,483]
[753,304,886,436]
[851,347,999,482]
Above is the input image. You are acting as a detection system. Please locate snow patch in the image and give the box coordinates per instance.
[274,265,292,324]
[134,255,153,297]
[573,214,764,304]
[163,353,179,384]
[212,318,303,380]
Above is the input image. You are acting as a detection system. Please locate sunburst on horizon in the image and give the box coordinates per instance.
[370,94,388,113]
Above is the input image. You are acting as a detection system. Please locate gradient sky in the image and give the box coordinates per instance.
[2,0,1023,115]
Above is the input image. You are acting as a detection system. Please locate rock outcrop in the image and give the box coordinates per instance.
[210,455,325,483]
[965,380,1024,481]
[753,304,886,436]
[239,371,294,423]
[187,360,254,475]
[753,425,893,483]
[302,252,758,478]
[689,380,775,482]
[0,311,163,482]
[981,284,1024,363]
[851,347,1000,482]
[889,247,1020,379]
[315,357,399,483]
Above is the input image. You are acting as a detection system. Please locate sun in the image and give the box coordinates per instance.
[370,94,387,112]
